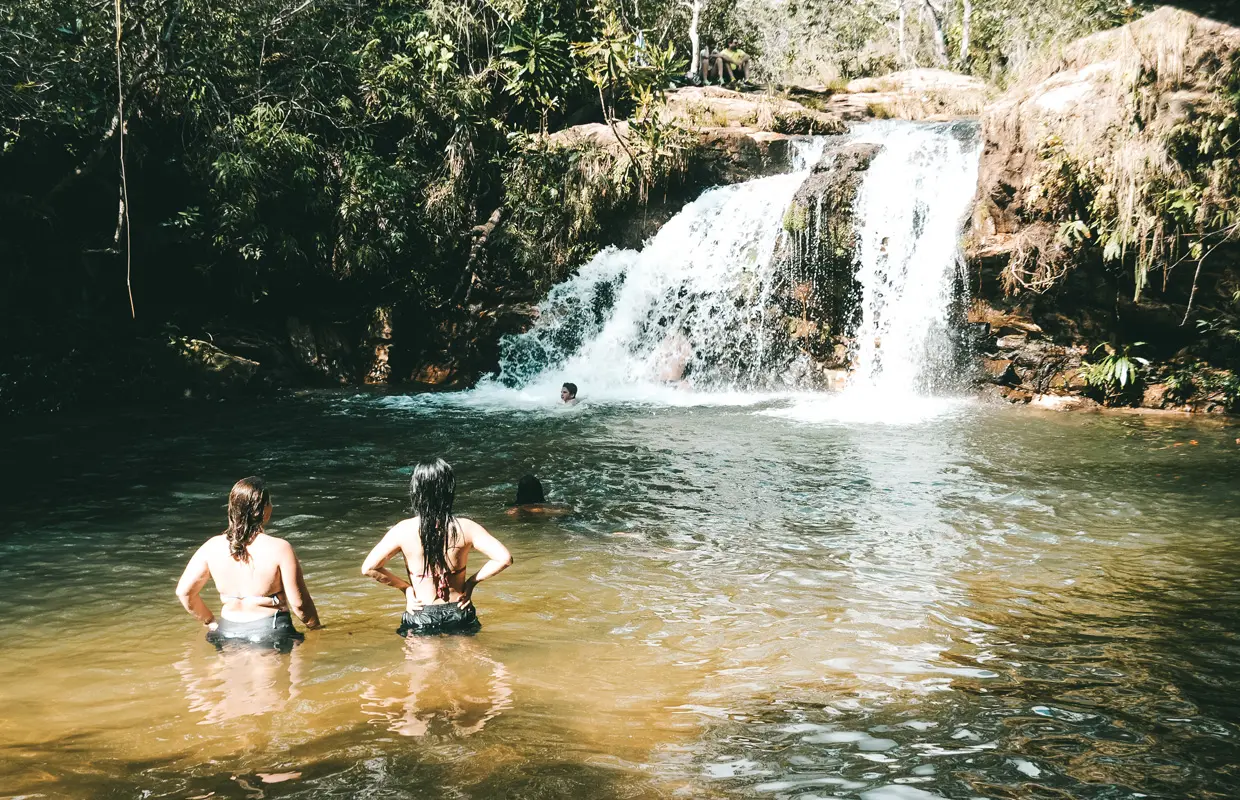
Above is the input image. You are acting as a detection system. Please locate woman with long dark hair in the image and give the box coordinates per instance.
[176,477,321,645]
[362,458,513,635]
[504,474,569,517]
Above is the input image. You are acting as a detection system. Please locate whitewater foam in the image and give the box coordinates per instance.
[384,123,981,422]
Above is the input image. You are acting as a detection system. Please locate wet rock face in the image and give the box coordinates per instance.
[968,303,1090,404]
[767,141,881,372]
[409,302,540,390]
[964,8,1240,414]
[286,317,356,385]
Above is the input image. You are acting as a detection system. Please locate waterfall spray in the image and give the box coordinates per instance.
[477,121,980,418]
[490,138,828,401]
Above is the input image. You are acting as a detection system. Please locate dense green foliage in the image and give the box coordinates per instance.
[737,0,1146,85]
[0,0,1153,333]
[2,1,592,322]
[3,0,1237,412]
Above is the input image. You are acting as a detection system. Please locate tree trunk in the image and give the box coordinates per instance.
[959,0,972,66]
[920,0,950,67]
[686,0,702,79]
[897,0,908,66]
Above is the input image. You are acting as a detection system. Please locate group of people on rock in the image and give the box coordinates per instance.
[177,382,585,645]
[700,40,751,85]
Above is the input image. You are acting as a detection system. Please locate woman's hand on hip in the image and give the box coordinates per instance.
[458,576,477,610]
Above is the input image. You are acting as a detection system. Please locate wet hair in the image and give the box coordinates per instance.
[515,474,546,505]
[562,382,577,398]
[409,458,457,591]
[224,476,269,562]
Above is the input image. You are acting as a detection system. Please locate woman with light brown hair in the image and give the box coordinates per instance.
[176,476,321,645]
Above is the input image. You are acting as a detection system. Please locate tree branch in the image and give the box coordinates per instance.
[115,0,135,318]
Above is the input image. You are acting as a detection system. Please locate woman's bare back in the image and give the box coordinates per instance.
[202,533,291,621]
[399,517,476,607]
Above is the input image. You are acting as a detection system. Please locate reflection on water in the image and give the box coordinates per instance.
[175,643,306,725]
[0,395,1238,798]
[361,636,513,738]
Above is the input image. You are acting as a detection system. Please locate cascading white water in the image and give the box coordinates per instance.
[489,139,827,402]
[764,121,982,424]
[848,121,981,395]
[482,121,981,416]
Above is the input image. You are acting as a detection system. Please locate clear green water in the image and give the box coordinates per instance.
[1,394,1238,799]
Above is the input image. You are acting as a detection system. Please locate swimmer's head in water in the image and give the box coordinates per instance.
[225,476,270,562]
[409,458,457,594]
[561,382,577,402]
[515,474,545,505]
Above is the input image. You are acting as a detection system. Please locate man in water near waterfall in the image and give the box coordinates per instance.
[506,474,570,517]
[176,476,322,647]
[362,459,513,636]
[561,382,578,404]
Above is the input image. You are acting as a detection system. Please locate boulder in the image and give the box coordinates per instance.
[972,7,1240,282]
[980,358,1017,384]
[659,86,845,135]
[1031,393,1099,412]
[815,69,988,121]
[169,337,261,398]
[547,87,845,173]
[1141,382,1171,409]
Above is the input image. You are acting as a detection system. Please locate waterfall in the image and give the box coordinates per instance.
[764,121,982,424]
[487,121,981,414]
[490,139,828,400]
[847,121,981,395]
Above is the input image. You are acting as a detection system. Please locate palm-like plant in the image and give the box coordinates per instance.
[501,15,573,130]
[1082,341,1149,400]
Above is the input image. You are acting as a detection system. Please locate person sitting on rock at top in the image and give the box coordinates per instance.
[560,382,578,404]
[714,40,750,85]
[505,474,570,517]
[700,45,719,84]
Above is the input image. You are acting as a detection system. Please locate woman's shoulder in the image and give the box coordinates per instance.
[453,516,488,537]
[198,534,227,555]
[250,532,294,554]
[390,516,421,534]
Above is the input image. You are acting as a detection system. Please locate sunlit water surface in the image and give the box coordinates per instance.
[1,393,1238,799]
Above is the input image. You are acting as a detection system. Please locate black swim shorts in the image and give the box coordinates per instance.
[398,604,480,636]
[208,610,304,650]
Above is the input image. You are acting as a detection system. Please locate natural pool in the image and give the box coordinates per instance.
[1,394,1238,799]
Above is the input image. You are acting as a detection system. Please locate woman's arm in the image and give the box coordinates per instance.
[280,542,322,629]
[458,520,514,608]
[361,522,413,593]
[175,543,217,629]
